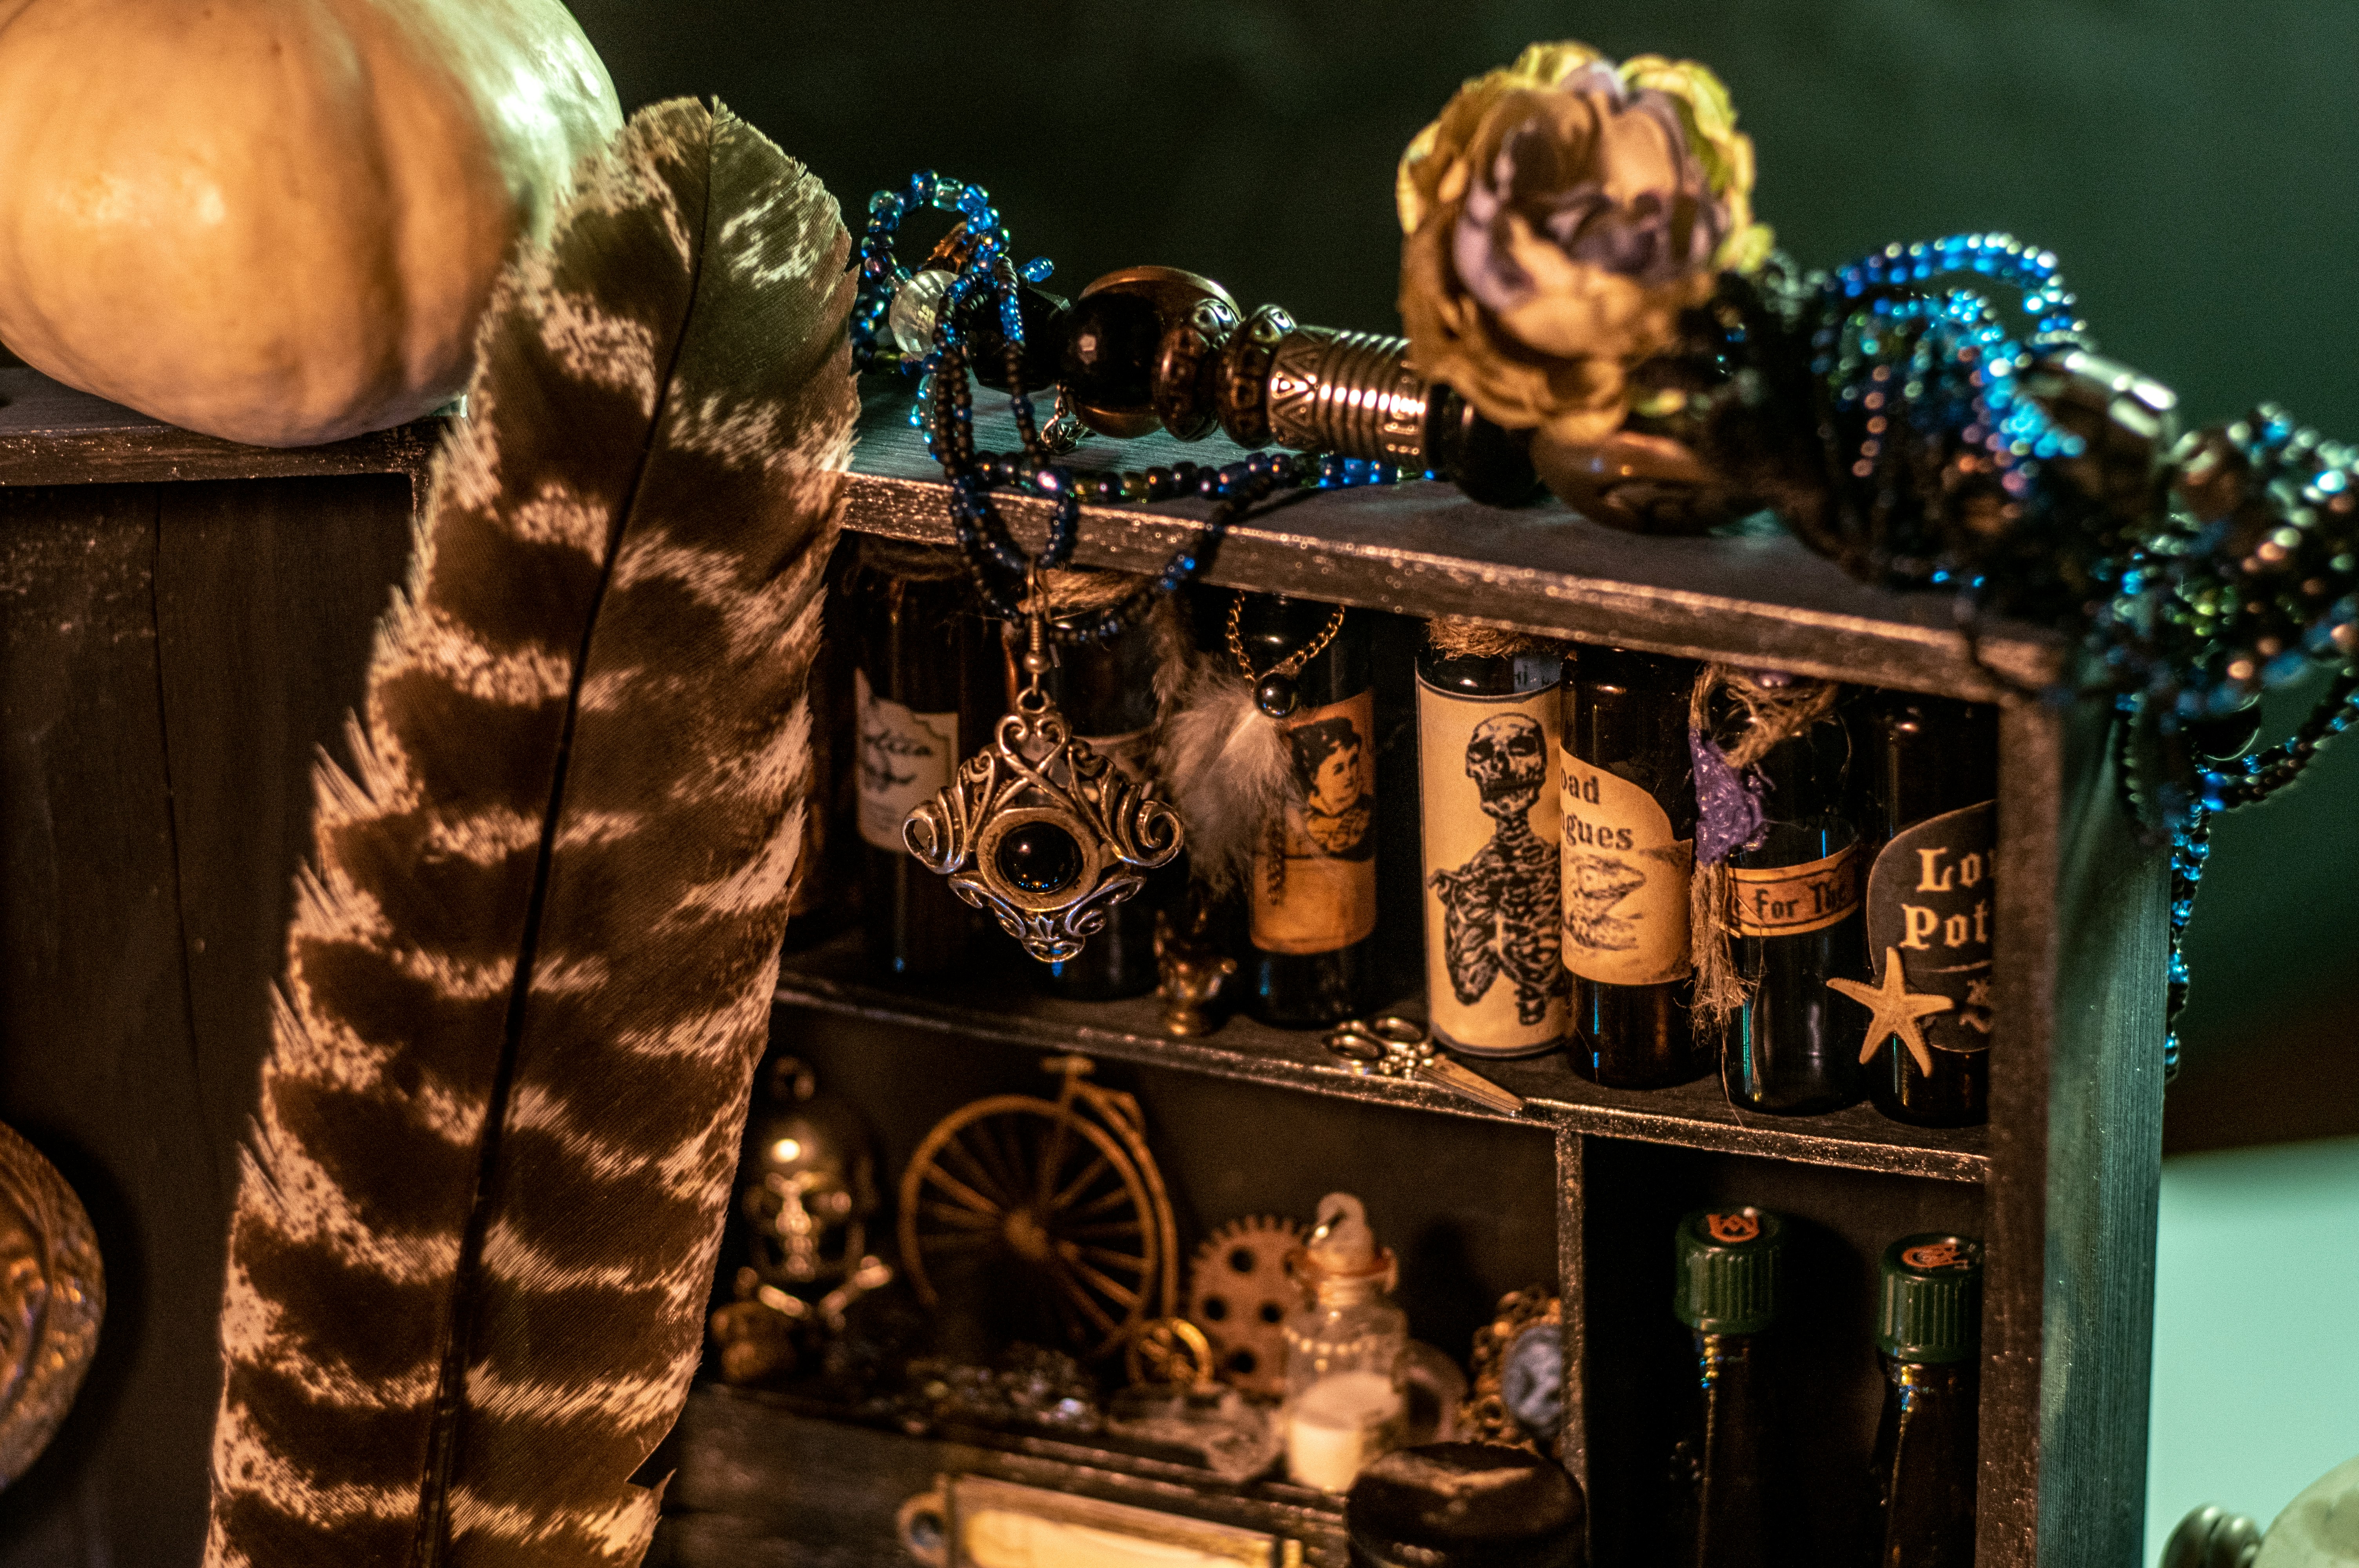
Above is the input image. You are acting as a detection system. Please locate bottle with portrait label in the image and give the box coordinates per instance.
[1415,634,1565,1058]
[1015,608,1165,1000]
[1242,593,1379,1027]
[1856,695,1999,1127]
[1868,1234,1982,1568]
[849,536,977,980]
[1559,646,1704,1087]
[1721,695,1868,1115]
[1666,1206,1794,1568]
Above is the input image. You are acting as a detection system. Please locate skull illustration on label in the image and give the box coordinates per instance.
[1418,679,1565,1055]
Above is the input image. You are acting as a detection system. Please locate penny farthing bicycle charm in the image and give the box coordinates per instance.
[897,1056,1178,1359]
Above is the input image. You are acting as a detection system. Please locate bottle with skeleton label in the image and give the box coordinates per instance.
[1415,635,1565,1058]
[1241,593,1379,1027]
[1856,695,1999,1127]
[849,537,977,980]
[1017,608,1165,1000]
[1559,646,1704,1087]
[1721,695,1868,1115]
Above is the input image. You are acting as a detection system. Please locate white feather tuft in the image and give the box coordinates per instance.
[1157,661,1298,896]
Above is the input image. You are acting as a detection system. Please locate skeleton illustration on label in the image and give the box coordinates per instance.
[1252,691,1378,955]
[854,669,957,852]
[1418,681,1564,1053]
[1559,752,1694,986]
[1865,800,1995,1053]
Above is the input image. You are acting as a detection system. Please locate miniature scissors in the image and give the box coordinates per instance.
[1321,1014,1526,1116]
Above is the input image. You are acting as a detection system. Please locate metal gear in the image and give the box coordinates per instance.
[1183,1215,1306,1397]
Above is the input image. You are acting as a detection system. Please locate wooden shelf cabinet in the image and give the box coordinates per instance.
[695,386,2166,1568]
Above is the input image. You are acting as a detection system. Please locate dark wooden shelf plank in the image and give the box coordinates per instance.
[840,381,2066,702]
[0,367,448,486]
[775,932,1987,1183]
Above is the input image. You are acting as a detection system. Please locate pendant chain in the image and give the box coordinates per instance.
[1226,592,1347,682]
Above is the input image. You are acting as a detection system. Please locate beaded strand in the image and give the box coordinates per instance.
[854,170,1404,643]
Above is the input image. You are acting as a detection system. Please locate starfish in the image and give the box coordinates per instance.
[1828,946,1955,1076]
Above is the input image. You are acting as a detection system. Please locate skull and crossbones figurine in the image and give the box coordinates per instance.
[1429,713,1562,1025]
[708,1058,892,1385]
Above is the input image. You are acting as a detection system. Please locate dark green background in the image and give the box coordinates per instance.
[565,0,2358,1149]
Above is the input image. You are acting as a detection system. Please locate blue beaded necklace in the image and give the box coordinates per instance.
[853,170,1404,966]
[1704,233,2359,1078]
[852,169,1403,644]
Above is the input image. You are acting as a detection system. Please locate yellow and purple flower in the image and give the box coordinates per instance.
[1398,42,1772,445]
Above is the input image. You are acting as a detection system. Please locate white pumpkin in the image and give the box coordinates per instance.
[0,0,623,446]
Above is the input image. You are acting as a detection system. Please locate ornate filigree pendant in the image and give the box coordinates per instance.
[903,626,1183,963]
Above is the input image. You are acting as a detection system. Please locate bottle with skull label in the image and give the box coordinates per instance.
[1240,593,1381,1028]
[848,535,983,980]
[1559,645,1706,1087]
[1719,691,1869,1115]
[1855,694,1999,1127]
[1415,633,1565,1057]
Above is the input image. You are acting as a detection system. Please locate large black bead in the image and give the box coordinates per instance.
[1255,671,1299,718]
[996,821,1083,895]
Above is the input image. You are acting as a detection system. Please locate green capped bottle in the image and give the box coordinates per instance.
[1667,1207,1793,1568]
[1868,1234,1983,1568]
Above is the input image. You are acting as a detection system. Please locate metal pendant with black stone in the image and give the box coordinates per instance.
[905,619,1182,963]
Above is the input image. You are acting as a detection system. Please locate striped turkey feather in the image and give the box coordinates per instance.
[204,98,857,1568]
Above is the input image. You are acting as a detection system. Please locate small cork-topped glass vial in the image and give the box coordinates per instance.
[1282,1192,1408,1493]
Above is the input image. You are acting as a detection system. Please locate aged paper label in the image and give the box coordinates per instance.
[1559,750,1694,986]
[1418,678,1565,1054]
[1728,843,1862,937]
[855,668,958,852]
[1252,690,1379,955]
[1866,800,1996,1054]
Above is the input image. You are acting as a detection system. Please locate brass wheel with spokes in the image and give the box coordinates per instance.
[897,1058,1172,1359]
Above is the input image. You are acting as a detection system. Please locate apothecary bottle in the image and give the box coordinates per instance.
[1721,693,1868,1114]
[1239,593,1379,1027]
[1868,1234,1983,1568]
[1666,1207,1793,1568]
[1415,632,1566,1058]
[848,536,977,980]
[1018,605,1166,1000]
[1282,1193,1407,1493]
[1559,646,1705,1087]
[1855,695,1999,1127]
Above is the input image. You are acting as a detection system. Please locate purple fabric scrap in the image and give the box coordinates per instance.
[1690,729,1766,864]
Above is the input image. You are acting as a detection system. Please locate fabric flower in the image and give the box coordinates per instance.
[1398,42,1772,444]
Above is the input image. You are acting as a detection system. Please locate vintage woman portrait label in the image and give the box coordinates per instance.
[1418,678,1566,1053]
[1559,750,1693,985]
[1728,843,1862,937]
[1252,691,1379,955]
[853,669,958,852]
[1866,800,1995,1053]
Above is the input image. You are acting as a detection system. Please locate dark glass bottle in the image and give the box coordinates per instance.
[1560,646,1705,1087]
[1670,1202,1793,1565]
[1239,593,1379,1027]
[848,536,979,980]
[1868,1234,1983,1568]
[1414,637,1566,1058]
[1025,610,1165,1000]
[1855,695,1999,1127]
[1722,697,1868,1114]
[1667,1207,1792,1568]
